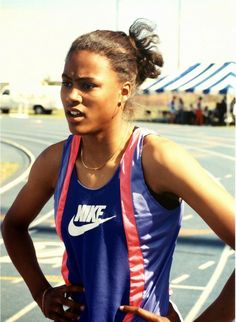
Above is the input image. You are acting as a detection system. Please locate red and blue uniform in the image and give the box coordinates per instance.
[54,127,183,321]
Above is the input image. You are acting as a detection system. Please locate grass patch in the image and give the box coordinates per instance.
[0,162,19,183]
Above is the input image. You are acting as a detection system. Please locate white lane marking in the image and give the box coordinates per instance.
[170,284,205,291]
[11,277,23,284]
[9,114,29,119]
[0,139,35,194]
[198,261,215,270]
[29,229,37,235]
[5,302,38,322]
[1,240,63,265]
[228,249,235,256]
[182,214,193,221]
[29,209,54,228]
[224,174,233,178]
[5,282,63,322]
[52,263,61,268]
[206,170,226,190]
[2,133,54,146]
[184,245,232,322]
[182,144,235,161]
[3,129,66,141]
[1,209,54,245]
[166,134,235,148]
[171,274,190,284]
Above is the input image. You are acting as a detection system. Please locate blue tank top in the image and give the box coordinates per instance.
[54,127,183,322]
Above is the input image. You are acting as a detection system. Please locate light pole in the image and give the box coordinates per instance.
[177,0,182,69]
[115,0,119,30]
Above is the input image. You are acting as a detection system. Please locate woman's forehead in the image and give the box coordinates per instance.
[63,50,113,78]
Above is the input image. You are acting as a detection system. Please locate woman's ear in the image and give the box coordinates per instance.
[117,82,132,108]
[120,82,132,102]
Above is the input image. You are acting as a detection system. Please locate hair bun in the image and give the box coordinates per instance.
[129,18,164,85]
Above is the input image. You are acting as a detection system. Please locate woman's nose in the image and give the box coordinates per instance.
[67,88,83,105]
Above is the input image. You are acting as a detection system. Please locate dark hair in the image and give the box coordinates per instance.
[66,18,163,91]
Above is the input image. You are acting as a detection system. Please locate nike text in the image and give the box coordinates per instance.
[68,204,116,236]
[74,205,107,222]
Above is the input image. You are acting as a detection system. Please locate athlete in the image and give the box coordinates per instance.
[2,19,235,322]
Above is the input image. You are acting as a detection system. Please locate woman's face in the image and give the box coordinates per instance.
[61,50,125,135]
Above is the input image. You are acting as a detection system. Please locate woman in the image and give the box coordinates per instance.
[2,19,235,322]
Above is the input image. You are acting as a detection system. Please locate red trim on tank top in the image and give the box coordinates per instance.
[120,128,145,321]
[55,135,81,239]
[55,135,81,284]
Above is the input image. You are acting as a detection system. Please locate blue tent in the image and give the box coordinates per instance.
[143,62,236,95]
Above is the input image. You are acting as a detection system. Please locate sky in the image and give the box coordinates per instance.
[1,0,236,86]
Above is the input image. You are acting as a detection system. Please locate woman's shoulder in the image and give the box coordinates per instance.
[141,133,193,194]
[39,139,67,164]
[30,139,68,189]
[142,133,182,160]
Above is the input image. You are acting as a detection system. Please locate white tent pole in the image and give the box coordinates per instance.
[115,0,120,31]
[177,0,182,69]
[225,92,231,126]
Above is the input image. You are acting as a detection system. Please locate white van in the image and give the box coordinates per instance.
[0,84,62,114]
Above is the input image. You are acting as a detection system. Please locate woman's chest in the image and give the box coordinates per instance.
[60,167,125,242]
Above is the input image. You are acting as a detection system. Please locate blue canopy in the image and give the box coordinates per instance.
[143,62,236,95]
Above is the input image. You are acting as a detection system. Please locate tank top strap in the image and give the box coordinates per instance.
[55,135,81,239]
[120,127,155,321]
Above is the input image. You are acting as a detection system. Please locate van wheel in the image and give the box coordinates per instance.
[34,105,44,114]
[1,108,10,114]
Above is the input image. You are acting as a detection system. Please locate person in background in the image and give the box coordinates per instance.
[230,97,236,124]
[176,97,185,124]
[187,103,195,125]
[2,19,235,322]
[195,97,203,125]
[203,105,210,125]
[218,96,227,125]
[196,96,203,109]
[168,95,177,123]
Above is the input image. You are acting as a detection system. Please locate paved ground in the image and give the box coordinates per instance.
[0,115,235,321]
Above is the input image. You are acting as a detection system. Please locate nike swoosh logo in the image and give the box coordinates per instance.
[68,215,116,236]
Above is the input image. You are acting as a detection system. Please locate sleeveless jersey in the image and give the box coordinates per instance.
[54,127,183,322]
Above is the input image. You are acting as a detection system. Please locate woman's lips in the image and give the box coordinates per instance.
[66,109,85,121]
[67,109,84,117]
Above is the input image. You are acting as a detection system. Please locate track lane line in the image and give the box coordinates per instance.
[5,281,63,322]
[29,209,54,229]
[0,139,35,194]
[198,261,215,270]
[5,302,38,322]
[171,274,190,284]
[1,133,54,146]
[184,245,232,322]
[182,144,235,161]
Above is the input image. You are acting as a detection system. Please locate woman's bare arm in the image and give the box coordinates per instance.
[143,136,235,248]
[142,136,235,321]
[1,141,64,302]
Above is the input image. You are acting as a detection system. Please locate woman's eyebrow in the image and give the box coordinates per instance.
[61,73,97,82]
[61,73,71,79]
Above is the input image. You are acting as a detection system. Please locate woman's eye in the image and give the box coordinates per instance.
[61,81,72,88]
[80,82,96,91]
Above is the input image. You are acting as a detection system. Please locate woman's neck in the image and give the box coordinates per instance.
[75,121,134,189]
[80,121,133,166]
